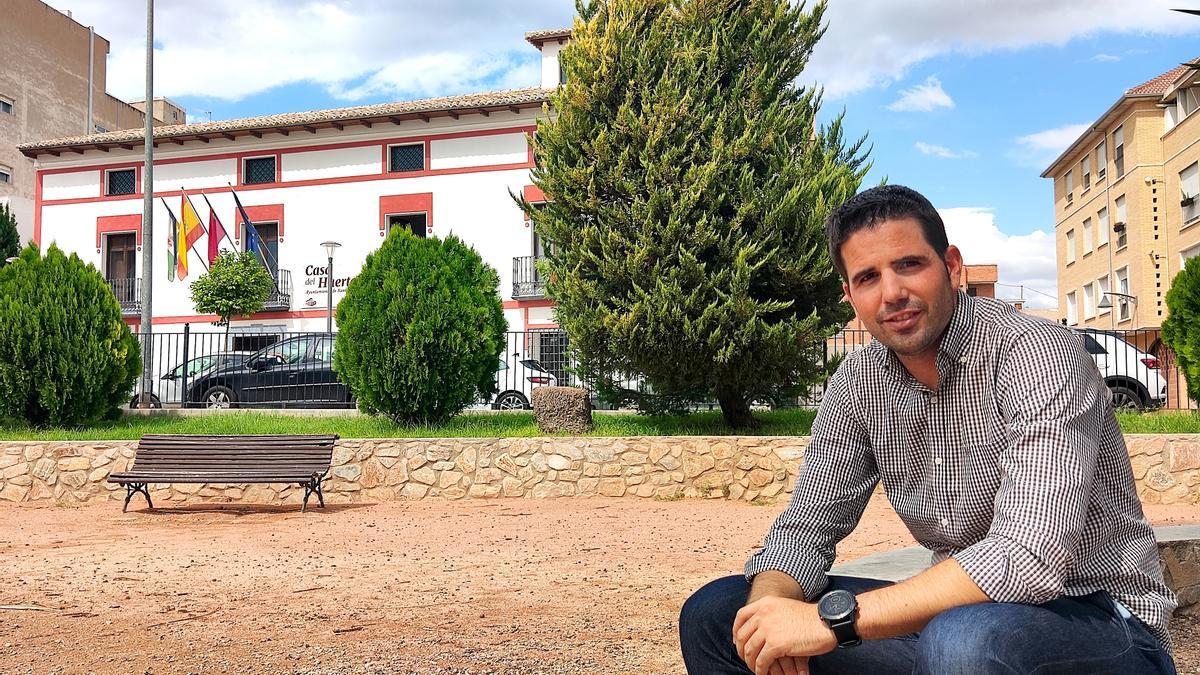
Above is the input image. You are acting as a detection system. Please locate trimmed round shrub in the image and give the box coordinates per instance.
[0,244,141,426]
[334,231,507,424]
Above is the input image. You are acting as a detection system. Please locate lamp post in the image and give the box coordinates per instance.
[4,257,17,264]
[321,241,341,334]
[1098,291,1137,327]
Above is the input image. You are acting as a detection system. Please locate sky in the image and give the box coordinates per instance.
[56,0,1200,309]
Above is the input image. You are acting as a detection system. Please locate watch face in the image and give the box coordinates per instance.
[819,590,856,621]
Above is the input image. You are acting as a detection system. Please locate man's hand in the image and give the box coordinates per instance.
[733,596,837,675]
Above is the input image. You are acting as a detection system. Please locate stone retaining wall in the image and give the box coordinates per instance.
[0,434,1197,507]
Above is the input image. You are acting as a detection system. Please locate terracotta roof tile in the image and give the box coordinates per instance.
[19,87,553,155]
[525,28,572,45]
[1126,61,1196,95]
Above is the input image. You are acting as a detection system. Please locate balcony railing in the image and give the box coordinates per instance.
[512,255,545,299]
[264,269,293,311]
[107,278,141,316]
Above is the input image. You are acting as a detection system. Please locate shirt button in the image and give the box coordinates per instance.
[930,395,939,403]
[934,456,943,465]
[940,518,949,527]
[959,357,968,364]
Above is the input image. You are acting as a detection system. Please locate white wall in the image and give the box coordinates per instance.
[1,196,34,247]
[43,170,99,200]
[430,133,527,170]
[541,41,565,88]
[281,146,381,182]
[153,158,236,193]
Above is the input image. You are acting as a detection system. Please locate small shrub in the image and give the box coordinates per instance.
[334,231,506,424]
[0,202,19,265]
[0,244,141,426]
[1163,255,1200,407]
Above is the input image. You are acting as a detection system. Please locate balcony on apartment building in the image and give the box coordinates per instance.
[106,278,142,316]
[264,269,293,312]
[512,255,545,299]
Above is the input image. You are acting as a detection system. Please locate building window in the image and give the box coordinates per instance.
[1082,218,1093,253]
[1115,195,1127,248]
[388,144,425,173]
[1098,207,1109,246]
[1083,281,1095,319]
[1082,156,1091,191]
[243,221,279,278]
[0,165,11,184]
[1066,229,1076,264]
[106,168,137,196]
[1065,169,1074,203]
[1115,267,1130,322]
[1181,161,1199,226]
[1097,274,1110,315]
[1096,140,1107,180]
[0,97,12,115]
[243,156,277,185]
[386,212,428,239]
[1113,126,1124,179]
[1066,291,1078,325]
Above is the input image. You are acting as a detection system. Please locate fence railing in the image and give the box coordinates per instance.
[264,269,293,311]
[106,277,141,316]
[512,256,544,299]
[127,325,1198,411]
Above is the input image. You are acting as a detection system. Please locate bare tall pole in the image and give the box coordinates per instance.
[137,0,155,407]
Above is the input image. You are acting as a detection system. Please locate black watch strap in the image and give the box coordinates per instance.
[827,616,861,648]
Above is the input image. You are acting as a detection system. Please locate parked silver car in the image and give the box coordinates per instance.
[129,352,253,408]
[492,356,558,409]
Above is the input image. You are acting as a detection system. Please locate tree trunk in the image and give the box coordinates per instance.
[717,392,758,430]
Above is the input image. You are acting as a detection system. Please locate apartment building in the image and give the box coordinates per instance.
[1045,59,1200,331]
[0,0,158,245]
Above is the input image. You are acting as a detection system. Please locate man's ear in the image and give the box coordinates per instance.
[944,245,964,289]
[841,282,851,303]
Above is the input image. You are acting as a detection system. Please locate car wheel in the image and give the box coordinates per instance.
[1108,385,1145,411]
[493,391,530,410]
[129,394,162,409]
[203,385,237,409]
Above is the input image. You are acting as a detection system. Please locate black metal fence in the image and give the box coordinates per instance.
[128,325,1197,411]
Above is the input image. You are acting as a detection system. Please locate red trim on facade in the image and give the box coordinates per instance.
[380,140,429,176]
[95,214,143,252]
[126,308,333,327]
[236,204,285,244]
[98,163,143,199]
[237,152,283,188]
[523,184,546,203]
[33,171,42,246]
[379,193,434,237]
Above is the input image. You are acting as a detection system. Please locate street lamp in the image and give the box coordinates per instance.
[1098,291,1138,326]
[321,241,341,334]
[4,257,17,264]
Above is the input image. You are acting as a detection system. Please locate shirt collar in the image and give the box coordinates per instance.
[869,289,975,371]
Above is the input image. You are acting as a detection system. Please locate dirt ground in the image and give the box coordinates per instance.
[1,494,1196,674]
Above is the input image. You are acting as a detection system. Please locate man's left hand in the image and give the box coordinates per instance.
[733,596,838,675]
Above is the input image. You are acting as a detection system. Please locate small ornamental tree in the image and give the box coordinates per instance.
[519,0,867,427]
[190,250,274,346]
[334,231,507,425]
[0,202,19,266]
[0,243,141,426]
[1163,255,1200,407]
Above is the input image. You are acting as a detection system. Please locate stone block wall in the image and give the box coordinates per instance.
[0,434,1196,507]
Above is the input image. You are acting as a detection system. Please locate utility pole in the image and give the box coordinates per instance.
[137,0,155,407]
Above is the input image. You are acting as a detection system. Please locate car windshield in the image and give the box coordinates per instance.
[520,359,548,372]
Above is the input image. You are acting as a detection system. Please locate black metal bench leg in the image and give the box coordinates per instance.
[123,483,152,512]
[300,476,326,513]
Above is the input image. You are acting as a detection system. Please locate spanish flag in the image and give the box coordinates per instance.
[178,191,205,280]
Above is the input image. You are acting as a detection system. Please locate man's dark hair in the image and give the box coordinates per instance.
[825,185,949,280]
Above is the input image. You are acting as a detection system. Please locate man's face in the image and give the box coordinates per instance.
[840,217,963,360]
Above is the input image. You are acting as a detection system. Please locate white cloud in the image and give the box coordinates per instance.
[54,0,574,103]
[887,76,954,112]
[915,141,977,159]
[803,0,1198,99]
[1087,53,1121,63]
[940,207,1057,309]
[1011,122,1092,168]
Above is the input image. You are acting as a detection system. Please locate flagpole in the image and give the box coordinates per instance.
[181,189,210,274]
[227,182,282,293]
[136,0,155,408]
[201,192,238,251]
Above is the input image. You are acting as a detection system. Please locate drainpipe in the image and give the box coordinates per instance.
[87,26,95,135]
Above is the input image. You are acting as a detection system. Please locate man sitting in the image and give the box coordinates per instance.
[678,185,1177,675]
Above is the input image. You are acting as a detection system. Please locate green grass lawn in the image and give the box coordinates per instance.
[0,408,819,441]
[3,408,1197,441]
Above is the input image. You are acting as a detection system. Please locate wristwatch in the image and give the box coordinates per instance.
[817,589,861,648]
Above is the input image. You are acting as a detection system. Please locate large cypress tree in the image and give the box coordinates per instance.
[0,202,19,266]
[521,0,868,427]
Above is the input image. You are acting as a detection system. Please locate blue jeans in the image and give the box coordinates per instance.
[679,575,1177,674]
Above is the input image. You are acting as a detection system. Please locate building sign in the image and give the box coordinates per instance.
[303,262,353,307]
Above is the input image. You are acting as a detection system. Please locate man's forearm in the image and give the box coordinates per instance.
[747,570,805,604]
[856,558,991,640]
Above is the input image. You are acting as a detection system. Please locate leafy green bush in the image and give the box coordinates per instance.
[1163,255,1200,406]
[334,231,506,424]
[0,244,141,426]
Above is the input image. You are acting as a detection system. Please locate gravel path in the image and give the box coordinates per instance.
[0,494,1195,674]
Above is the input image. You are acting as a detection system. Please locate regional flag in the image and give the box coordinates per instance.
[176,201,189,280]
[202,193,230,266]
[161,198,177,282]
[181,192,205,250]
[230,188,260,255]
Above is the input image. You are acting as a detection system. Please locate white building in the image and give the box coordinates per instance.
[17,28,573,340]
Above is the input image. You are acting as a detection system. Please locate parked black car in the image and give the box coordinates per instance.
[186,335,353,409]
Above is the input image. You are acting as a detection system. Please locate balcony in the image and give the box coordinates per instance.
[107,278,141,316]
[264,269,293,311]
[512,255,545,299]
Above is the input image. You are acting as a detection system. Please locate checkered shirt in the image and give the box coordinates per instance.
[746,292,1177,650]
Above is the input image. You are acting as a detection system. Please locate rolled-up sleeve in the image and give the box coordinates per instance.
[953,325,1103,605]
[745,365,879,600]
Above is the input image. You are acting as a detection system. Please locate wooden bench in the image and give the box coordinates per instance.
[108,434,339,513]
